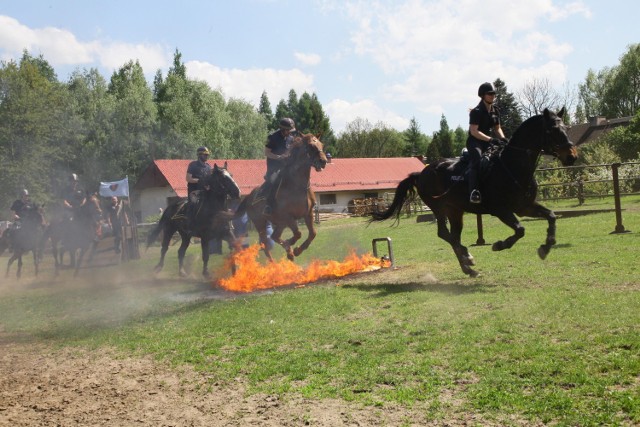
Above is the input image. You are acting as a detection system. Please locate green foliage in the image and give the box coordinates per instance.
[494,78,522,137]
[402,117,428,156]
[335,118,405,158]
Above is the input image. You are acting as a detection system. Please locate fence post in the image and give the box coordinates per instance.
[610,163,631,234]
[473,214,488,246]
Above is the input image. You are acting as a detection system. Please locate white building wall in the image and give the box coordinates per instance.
[133,187,179,222]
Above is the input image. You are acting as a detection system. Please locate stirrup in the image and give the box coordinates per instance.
[470,190,482,204]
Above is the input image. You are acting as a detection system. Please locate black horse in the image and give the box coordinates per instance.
[146,164,241,279]
[40,196,103,276]
[2,205,46,278]
[371,108,579,277]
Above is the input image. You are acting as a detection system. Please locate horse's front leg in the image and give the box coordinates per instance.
[32,250,39,277]
[200,238,211,280]
[492,211,525,252]
[518,202,557,260]
[176,233,191,277]
[292,214,316,258]
[269,224,296,260]
[16,254,23,279]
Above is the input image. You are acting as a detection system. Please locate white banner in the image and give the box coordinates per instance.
[99,177,129,198]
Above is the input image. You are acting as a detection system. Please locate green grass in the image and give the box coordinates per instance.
[1,196,639,425]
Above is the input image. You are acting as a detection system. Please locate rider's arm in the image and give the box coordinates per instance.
[469,124,492,142]
[264,147,288,160]
[186,172,199,185]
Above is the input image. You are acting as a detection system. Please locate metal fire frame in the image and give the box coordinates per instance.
[372,237,394,268]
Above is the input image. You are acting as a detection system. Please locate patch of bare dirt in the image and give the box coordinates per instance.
[0,336,497,427]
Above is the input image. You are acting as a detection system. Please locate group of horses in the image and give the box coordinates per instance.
[0,195,105,279]
[2,109,580,280]
[146,132,329,279]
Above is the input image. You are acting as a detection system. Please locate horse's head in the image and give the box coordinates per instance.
[203,163,241,200]
[541,107,578,166]
[290,133,328,172]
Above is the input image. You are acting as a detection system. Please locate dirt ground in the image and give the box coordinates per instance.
[1,337,475,427]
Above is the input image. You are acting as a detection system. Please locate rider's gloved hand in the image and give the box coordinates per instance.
[489,137,502,145]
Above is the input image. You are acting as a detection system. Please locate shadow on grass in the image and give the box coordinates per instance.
[342,280,493,297]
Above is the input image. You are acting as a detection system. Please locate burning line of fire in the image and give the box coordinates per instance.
[215,244,389,293]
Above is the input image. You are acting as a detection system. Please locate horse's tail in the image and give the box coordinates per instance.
[369,172,420,223]
[146,207,172,249]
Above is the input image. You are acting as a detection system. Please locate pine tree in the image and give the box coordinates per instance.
[257,91,274,130]
[494,78,522,138]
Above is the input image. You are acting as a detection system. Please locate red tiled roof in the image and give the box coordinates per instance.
[136,158,426,198]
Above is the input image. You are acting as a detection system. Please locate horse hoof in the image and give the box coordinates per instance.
[538,246,549,260]
[492,242,503,252]
[153,265,163,274]
[286,252,295,261]
[293,247,302,257]
[179,269,189,277]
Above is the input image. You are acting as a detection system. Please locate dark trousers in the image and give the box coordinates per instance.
[466,139,485,194]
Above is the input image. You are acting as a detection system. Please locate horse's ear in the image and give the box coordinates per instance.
[315,132,323,140]
[224,161,228,170]
[213,163,219,171]
[543,108,551,119]
[558,107,566,118]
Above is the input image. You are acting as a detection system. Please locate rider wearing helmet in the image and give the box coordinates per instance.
[185,146,213,234]
[10,189,32,222]
[466,82,507,204]
[62,173,86,219]
[263,117,296,214]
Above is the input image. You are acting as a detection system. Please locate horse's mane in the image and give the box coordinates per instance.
[510,113,543,142]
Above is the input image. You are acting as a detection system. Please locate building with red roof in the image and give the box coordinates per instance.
[132,157,425,221]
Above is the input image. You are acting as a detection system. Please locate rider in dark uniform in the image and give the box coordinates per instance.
[466,82,507,204]
[10,189,32,224]
[62,173,85,220]
[263,117,296,214]
[185,146,212,234]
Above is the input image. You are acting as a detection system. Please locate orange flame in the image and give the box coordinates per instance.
[216,244,388,293]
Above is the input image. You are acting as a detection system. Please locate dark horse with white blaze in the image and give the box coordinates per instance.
[1,204,46,278]
[370,108,579,277]
[234,133,327,262]
[146,164,241,279]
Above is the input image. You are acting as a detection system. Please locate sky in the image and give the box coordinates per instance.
[0,0,638,136]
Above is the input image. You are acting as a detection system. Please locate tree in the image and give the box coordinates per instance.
[335,118,404,158]
[107,60,159,181]
[434,114,453,158]
[403,117,424,156]
[67,68,117,186]
[452,126,466,155]
[0,53,74,209]
[518,77,564,118]
[257,90,274,129]
[224,98,269,159]
[602,43,640,118]
[494,78,522,137]
[425,132,440,163]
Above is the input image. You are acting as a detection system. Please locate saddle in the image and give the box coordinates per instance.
[448,144,505,183]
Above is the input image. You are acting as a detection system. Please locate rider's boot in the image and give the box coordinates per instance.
[468,165,482,204]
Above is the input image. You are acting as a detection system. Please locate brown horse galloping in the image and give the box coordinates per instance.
[234,133,328,261]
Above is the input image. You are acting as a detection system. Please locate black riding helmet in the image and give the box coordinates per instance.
[478,82,496,97]
[197,146,210,156]
[279,117,295,130]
